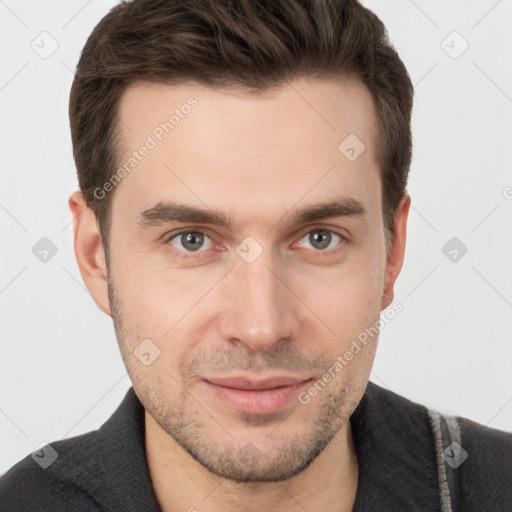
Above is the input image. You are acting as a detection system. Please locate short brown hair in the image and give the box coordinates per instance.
[69,0,413,260]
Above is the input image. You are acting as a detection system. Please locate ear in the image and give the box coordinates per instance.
[68,190,111,316]
[381,193,411,310]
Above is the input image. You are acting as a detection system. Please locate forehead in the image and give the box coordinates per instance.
[117,77,378,153]
[113,78,381,227]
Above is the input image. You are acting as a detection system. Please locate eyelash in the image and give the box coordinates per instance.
[164,227,347,259]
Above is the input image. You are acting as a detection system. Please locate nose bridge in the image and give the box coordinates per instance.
[220,242,295,350]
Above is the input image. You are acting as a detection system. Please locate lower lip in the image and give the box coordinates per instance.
[203,379,313,415]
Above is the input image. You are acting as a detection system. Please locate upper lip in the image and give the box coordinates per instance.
[203,376,312,391]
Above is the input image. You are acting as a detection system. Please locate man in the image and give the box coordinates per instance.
[1,0,511,510]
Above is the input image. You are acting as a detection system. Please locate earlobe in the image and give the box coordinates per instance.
[381,193,411,310]
[68,191,112,317]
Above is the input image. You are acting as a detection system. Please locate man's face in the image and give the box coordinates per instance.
[103,78,399,482]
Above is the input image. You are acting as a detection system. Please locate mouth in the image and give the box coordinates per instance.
[202,375,314,415]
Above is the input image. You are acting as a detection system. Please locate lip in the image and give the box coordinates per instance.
[202,375,314,415]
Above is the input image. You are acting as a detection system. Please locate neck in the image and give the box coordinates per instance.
[145,412,359,512]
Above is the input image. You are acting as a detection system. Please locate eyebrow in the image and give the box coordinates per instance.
[136,197,367,230]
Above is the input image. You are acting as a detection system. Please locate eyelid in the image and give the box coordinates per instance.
[164,228,218,258]
[293,226,347,252]
[164,226,216,242]
[295,223,348,240]
[164,225,348,258]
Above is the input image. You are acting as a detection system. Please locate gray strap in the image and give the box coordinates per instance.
[428,409,464,512]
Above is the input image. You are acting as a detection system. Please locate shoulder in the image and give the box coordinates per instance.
[365,379,512,451]
[0,388,159,512]
[0,430,103,511]
[364,381,512,506]
[458,412,512,456]
[456,415,512,506]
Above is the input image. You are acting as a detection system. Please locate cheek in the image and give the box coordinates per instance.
[299,266,384,383]
[110,222,386,360]
[110,241,220,328]
[109,256,225,382]
[289,252,385,333]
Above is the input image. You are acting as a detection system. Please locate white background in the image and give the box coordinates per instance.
[1,0,511,475]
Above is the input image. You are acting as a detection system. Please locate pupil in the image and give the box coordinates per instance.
[310,230,330,250]
[183,232,203,251]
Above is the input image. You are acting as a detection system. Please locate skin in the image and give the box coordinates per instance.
[69,77,410,512]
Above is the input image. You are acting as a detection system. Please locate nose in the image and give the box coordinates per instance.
[216,246,300,352]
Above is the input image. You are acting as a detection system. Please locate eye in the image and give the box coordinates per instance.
[167,230,214,254]
[297,229,344,251]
